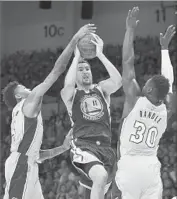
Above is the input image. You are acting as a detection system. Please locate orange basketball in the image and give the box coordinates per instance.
[78,34,96,59]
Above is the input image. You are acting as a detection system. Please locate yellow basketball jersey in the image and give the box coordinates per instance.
[120,97,167,156]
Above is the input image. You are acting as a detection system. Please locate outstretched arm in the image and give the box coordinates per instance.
[122,7,140,98]
[38,129,72,162]
[23,24,96,118]
[91,34,122,95]
[160,25,176,119]
[122,7,141,117]
[60,46,81,106]
[160,25,175,93]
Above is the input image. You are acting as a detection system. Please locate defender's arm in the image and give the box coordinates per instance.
[23,24,96,118]
[160,25,176,120]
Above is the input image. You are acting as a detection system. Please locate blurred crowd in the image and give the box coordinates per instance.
[0,35,177,199]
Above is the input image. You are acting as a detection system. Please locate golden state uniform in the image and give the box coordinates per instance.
[67,85,116,194]
[3,99,44,199]
[115,97,167,199]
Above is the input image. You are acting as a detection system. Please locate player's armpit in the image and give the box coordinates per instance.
[22,82,48,118]
[166,93,176,121]
[122,78,140,98]
[122,78,140,118]
[23,74,59,118]
[98,78,122,95]
[23,95,43,118]
[60,85,75,106]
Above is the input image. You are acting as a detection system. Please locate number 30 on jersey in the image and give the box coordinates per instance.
[130,120,158,148]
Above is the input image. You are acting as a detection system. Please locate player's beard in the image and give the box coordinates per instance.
[82,80,92,86]
[82,77,92,86]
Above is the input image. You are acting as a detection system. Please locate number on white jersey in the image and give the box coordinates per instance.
[130,121,158,148]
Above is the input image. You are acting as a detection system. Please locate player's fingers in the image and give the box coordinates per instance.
[168,25,175,34]
[131,7,137,17]
[135,7,139,16]
[171,26,176,33]
[87,27,97,33]
[91,40,97,45]
[90,33,98,41]
[160,33,163,39]
[127,10,131,18]
[88,26,97,30]
[132,7,139,17]
[87,29,96,33]
[85,23,95,28]
[87,29,96,34]
[88,27,97,31]
[169,31,176,40]
[166,25,174,34]
[166,25,175,38]
[94,33,101,41]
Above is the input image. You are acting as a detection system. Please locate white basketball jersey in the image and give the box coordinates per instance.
[120,97,167,156]
[11,99,43,158]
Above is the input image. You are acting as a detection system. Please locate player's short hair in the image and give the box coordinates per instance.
[2,81,19,109]
[78,59,90,67]
[151,75,170,100]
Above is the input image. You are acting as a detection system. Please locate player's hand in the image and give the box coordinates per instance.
[74,24,97,41]
[74,45,81,59]
[63,129,73,150]
[160,25,176,50]
[90,33,104,57]
[126,7,139,30]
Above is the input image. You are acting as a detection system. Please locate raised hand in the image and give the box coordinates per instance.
[91,33,104,57]
[160,25,176,50]
[74,24,97,41]
[74,45,81,59]
[126,7,139,30]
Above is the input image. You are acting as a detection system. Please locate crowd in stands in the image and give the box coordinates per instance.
[1,35,177,199]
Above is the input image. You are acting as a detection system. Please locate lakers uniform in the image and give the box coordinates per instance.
[68,85,116,194]
[3,99,44,199]
[115,97,167,199]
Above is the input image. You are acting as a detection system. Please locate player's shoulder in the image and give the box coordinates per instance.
[12,99,25,115]
[94,83,105,93]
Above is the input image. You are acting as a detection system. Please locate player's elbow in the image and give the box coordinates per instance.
[114,78,122,90]
[111,72,122,87]
[122,71,135,82]
[109,78,122,93]
[60,88,65,100]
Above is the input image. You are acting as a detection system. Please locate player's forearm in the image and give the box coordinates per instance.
[123,28,135,61]
[52,36,78,76]
[39,145,68,161]
[64,56,79,86]
[41,36,79,91]
[98,52,122,87]
[122,28,136,80]
[161,49,174,93]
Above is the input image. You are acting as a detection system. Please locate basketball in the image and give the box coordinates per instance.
[78,34,96,59]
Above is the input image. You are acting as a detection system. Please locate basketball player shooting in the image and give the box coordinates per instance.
[2,24,96,199]
[115,7,175,199]
[60,34,122,199]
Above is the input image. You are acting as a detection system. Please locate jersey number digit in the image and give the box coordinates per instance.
[130,121,158,148]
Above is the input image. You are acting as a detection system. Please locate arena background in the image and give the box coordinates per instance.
[0,1,177,199]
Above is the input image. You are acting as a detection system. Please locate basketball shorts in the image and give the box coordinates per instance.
[115,155,162,199]
[3,152,44,199]
[70,137,116,194]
